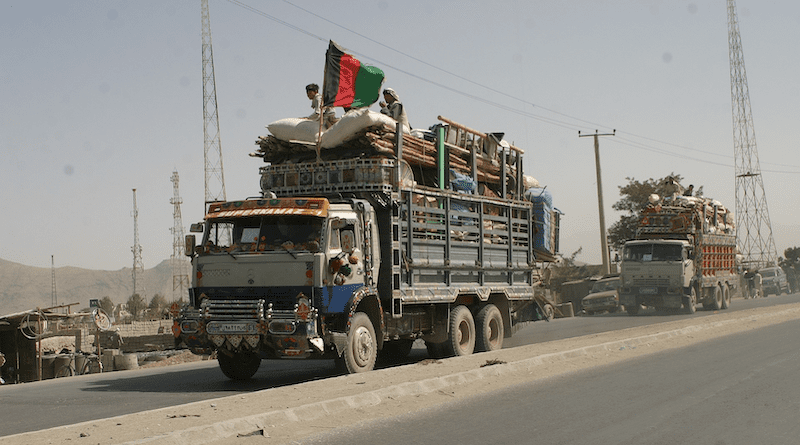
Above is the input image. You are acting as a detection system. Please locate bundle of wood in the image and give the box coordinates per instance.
[253,116,519,187]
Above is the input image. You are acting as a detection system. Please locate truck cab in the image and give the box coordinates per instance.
[176,197,381,379]
[619,239,693,314]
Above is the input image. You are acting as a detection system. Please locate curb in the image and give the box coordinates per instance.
[121,304,800,444]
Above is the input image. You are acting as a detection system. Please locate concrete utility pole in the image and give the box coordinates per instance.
[579,129,616,276]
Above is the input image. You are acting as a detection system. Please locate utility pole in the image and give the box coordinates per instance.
[579,129,616,275]
[727,0,778,269]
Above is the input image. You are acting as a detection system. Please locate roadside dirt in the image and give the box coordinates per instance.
[6,301,800,445]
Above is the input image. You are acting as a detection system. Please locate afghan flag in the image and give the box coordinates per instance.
[323,41,384,108]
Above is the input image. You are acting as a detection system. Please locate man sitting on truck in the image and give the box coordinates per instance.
[379,87,410,131]
[304,83,338,129]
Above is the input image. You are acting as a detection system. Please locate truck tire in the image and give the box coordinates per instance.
[446,305,476,356]
[722,284,731,309]
[218,351,260,380]
[684,287,697,314]
[711,285,723,311]
[341,312,377,373]
[475,304,504,352]
[626,304,640,316]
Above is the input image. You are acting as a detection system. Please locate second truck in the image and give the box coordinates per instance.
[619,193,738,315]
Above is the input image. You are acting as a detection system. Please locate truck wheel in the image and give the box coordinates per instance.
[218,351,260,380]
[722,284,731,309]
[475,304,504,352]
[684,288,697,314]
[378,339,415,362]
[711,285,723,311]
[626,304,640,316]
[342,312,377,373]
[447,305,476,356]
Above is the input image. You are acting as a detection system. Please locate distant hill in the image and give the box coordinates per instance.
[0,258,191,315]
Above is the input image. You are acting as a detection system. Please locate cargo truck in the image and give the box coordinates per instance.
[619,193,738,315]
[174,113,557,379]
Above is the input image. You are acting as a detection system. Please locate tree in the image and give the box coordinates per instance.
[99,296,115,315]
[126,293,147,321]
[607,174,703,250]
[148,293,168,319]
[780,247,800,292]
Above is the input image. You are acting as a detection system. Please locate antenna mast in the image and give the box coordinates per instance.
[202,0,227,211]
[727,0,778,269]
[170,170,190,302]
[132,188,146,299]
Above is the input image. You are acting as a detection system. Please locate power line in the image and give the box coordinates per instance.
[226,0,800,174]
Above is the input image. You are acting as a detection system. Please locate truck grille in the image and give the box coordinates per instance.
[633,278,670,287]
[204,300,264,320]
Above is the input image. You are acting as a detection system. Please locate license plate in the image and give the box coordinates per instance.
[639,287,658,295]
[206,322,258,335]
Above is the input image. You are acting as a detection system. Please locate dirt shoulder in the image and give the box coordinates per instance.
[6,302,800,445]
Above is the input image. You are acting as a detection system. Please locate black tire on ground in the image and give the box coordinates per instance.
[626,304,640,316]
[475,304,504,352]
[378,339,415,362]
[722,284,731,309]
[446,305,476,356]
[684,287,697,314]
[217,351,261,380]
[341,312,377,373]
[711,285,723,311]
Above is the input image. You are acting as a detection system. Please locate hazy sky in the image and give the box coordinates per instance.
[2,0,799,271]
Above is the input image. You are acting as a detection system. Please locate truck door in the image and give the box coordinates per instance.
[328,218,364,287]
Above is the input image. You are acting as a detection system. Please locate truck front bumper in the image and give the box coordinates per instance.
[620,286,684,308]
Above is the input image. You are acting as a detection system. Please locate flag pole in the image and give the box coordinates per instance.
[316,62,327,164]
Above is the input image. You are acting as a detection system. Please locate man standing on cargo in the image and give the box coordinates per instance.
[305,83,338,128]
[379,87,410,131]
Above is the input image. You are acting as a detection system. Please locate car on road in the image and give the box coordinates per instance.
[581,276,621,315]
[759,266,789,296]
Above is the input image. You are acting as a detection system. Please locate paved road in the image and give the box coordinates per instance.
[299,318,800,445]
[0,293,796,436]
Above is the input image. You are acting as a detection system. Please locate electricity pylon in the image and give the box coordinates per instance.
[170,170,190,302]
[727,0,778,269]
[132,188,147,299]
[202,0,227,211]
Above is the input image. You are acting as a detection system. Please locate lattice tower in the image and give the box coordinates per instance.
[132,188,147,299]
[202,0,227,210]
[170,171,190,302]
[727,0,778,269]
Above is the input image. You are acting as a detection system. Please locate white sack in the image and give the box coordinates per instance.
[320,109,408,149]
[267,118,323,143]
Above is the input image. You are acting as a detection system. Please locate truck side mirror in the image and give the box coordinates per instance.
[190,223,204,233]
[185,234,196,257]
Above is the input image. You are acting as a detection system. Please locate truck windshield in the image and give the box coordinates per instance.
[204,215,323,253]
[624,244,683,262]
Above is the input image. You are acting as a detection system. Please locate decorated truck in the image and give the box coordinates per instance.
[619,193,738,315]
[174,111,559,379]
